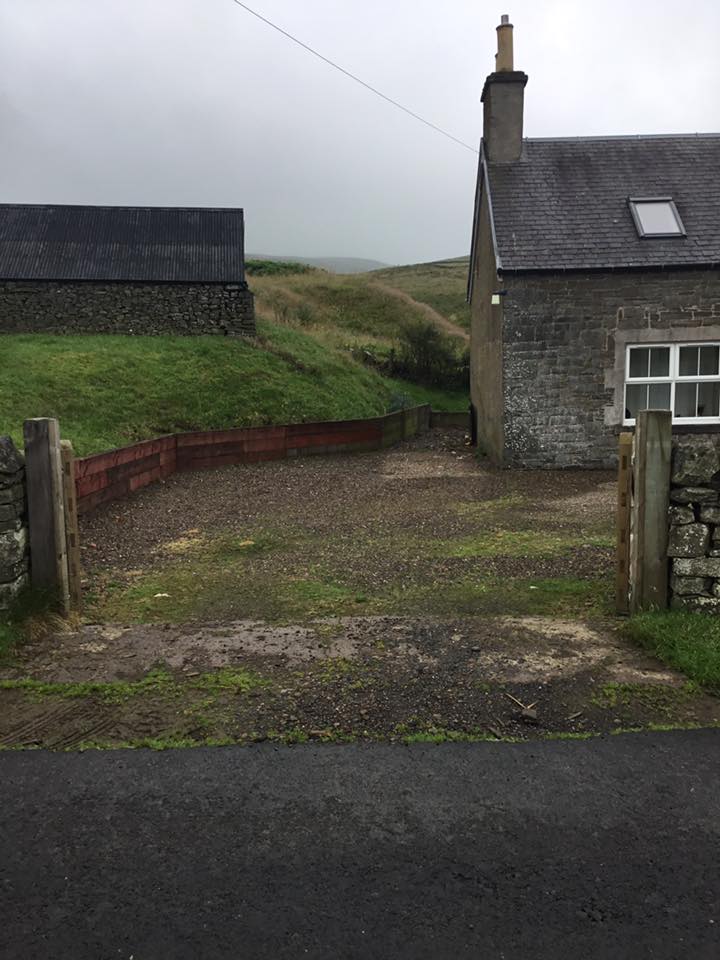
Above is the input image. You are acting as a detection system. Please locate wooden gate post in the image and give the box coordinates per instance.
[61,440,82,611]
[615,431,633,614]
[629,410,672,613]
[23,418,70,614]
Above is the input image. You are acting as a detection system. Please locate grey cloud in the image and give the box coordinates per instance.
[1,0,718,264]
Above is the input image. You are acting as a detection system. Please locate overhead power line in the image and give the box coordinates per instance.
[230,0,479,155]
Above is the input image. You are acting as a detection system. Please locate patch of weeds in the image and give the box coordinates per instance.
[0,667,176,704]
[624,610,720,692]
[609,722,719,737]
[73,735,237,751]
[394,722,506,744]
[206,533,276,559]
[315,658,356,683]
[0,621,19,661]
[267,728,309,745]
[591,681,699,713]
[284,579,358,616]
[0,586,59,661]
[383,576,611,618]
[438,529,613,559]
[190,668,269,694]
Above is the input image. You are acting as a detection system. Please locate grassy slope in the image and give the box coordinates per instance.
[0,323,463,456]
[371,258,471,330]
[0,259,469,455]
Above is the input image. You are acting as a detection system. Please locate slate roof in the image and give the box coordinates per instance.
[484,134,720,273]
[0,204,246,282]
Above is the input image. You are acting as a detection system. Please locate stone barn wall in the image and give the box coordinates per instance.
[0,281,255,336]
[0,438,29,612]
[500,268,720,468]
[668,438,720,611]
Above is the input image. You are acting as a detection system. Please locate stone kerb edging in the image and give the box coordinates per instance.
[668,438,720,612]
[0,437,29,612]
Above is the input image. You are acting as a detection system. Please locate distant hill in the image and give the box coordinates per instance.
[248,254,390,274]
[370,257,471,330]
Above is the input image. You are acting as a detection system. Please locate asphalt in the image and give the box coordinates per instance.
[1,732,719,959]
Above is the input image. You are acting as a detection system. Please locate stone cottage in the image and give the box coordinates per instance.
[468,16,720,468]
[0,204,255,335]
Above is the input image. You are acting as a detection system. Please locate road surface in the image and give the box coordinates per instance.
[1,732,719,958]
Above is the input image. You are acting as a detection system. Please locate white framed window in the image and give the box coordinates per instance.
[624,343,720,426]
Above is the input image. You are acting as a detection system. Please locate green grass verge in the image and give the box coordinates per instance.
[624,610,720,691]
[0,666,267,703]
[0,323,466,455]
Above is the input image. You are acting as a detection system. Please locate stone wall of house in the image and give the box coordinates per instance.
[668,437,720,611]
[500,268,720,468]
[0,281,255,336]
[0,438,29,614]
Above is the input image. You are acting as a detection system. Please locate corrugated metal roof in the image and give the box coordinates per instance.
[484,134,720,272]
[0,204,246,282]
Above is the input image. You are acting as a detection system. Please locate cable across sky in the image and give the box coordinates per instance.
[230,0,479,155]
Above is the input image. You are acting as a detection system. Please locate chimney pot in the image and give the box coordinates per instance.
[495,15,514,72]
[481,14,527,163]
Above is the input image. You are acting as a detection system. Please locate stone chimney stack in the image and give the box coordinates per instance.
[481,14,527,162]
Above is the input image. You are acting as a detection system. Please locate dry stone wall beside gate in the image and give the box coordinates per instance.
[0,438,29,612]
[668,438,720,611]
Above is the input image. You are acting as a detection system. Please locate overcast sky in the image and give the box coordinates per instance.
[1,0,719,265]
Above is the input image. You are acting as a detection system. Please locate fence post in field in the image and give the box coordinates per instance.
[61,440,82,611]
[615,431,633,614]
[629,410,672,614]
[23,418,70,615]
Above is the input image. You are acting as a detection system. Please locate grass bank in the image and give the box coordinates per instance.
[0,322,465,455]
[625,610,720,691]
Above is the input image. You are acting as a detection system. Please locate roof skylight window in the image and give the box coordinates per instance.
[629,197,685,238]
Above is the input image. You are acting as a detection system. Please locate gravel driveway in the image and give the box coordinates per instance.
[3,429,718,749]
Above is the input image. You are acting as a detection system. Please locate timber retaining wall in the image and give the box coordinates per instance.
[75,405,434,514]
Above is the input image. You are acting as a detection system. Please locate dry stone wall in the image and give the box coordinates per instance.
[0,281,255,336]
[0,438,29,612]
[668,438,720,611]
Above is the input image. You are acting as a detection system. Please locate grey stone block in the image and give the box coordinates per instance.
[699,506,720,525]
[0,527,28,582]
[668,522,710,558]
[674,557,720,578]
[0,437,24,476]
[672,594,720,613]
[672,441,720,486]
[669,505,695,525]
[0,575,26,611]
[671,575,711,597]
[670,487,719,505]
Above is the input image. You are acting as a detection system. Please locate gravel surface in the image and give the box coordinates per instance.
[79,429,616,589]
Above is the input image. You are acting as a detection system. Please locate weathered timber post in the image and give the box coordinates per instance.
[629,410,672,613]
[615,431,633,614]
[23,418,70,614]
[61,440,82,611]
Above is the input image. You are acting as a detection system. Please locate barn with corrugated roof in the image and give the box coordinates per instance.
[0,204,255,336]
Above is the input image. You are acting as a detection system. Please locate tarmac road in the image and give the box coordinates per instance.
[1,732,719,959]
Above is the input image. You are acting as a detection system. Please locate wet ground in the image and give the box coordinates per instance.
[1,430,718,749]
